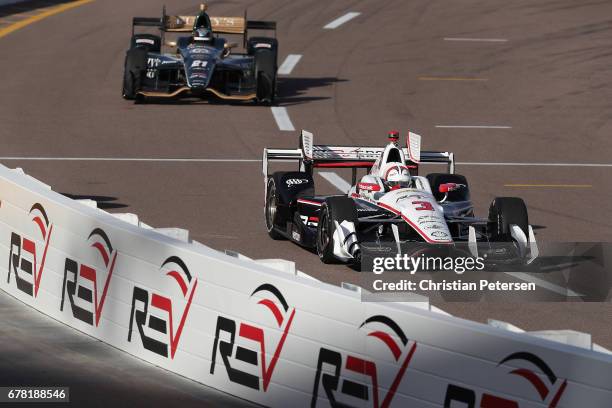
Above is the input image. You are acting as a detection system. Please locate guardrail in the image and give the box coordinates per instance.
[0,164,611,407]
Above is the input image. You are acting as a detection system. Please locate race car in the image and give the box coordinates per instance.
[122,4,277,103]
[262,130,538,265]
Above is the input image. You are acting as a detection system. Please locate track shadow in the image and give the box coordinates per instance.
[276,77,347,106]
[125,76,346,106]
[61,193,128,210]
[0,0,74,17]
[133,97,255,106]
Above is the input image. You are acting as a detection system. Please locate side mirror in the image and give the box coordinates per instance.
[224,42,238,49]
[165,41,177,47]
[439,183,458,193]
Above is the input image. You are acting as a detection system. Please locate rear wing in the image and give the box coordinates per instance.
[132,5,276,37]
[163,15,252,34]
[263,130,455,179]
[133,17,162,27]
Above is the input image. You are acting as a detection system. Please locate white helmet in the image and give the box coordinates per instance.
[380,162,411,189]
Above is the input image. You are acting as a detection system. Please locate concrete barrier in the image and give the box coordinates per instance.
[1,164,611,407]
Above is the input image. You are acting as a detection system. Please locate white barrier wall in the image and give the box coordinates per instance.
[1,164,611,407]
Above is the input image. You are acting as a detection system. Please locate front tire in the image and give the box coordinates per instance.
[256,71,275,104]
[122,71,136,100]
[488,197,529,241]
[316,197,358,264]
[122,48,147,100]
[252,42,277,104]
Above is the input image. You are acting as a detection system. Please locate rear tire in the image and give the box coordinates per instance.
[265,177,285,240]
[488,197,528,241]
[316,197,358,264]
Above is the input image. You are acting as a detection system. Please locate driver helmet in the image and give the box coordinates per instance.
[193,27,213,44]
[380,162,411,190]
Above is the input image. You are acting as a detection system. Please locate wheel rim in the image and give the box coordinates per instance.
[317,207,330,256]
[265,181,277,232]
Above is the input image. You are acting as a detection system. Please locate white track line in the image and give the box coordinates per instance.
[0,157,261,162]
[2,158,612,168]
[277,54,302,75]
[457,162,612,167]
[323,12,360,29]
[270,107,295,131]
[435,125,512,129]
[444,37,508,42]
[319,172,351,193]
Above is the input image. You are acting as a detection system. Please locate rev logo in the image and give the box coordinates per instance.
[444,352,567,408]
[8,203,53,297]
[210,284,296,392]
[311,315,417,408]
[60,228,117,327]
[128,256,198,359]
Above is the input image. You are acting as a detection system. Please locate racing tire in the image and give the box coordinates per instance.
[265,177,285,240]
[122,71,136,100]
[316,197,358,264]
[488,197,529,241]
[426,173,470,202]
[253,43,277,104]
[256,71,275,105]
[122,48,147,100]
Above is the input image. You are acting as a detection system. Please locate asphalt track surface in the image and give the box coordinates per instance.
[0,290,255,407]
[1,0,612,404]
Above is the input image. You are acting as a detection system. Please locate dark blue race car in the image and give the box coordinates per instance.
[122,4,277,103]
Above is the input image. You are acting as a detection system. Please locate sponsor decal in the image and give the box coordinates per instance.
[162,60,177,65]
[444,352,567,408]
[286,178,309,186]
[8,203,53,298]
[358,182,381,192]
[419,220,443,225]
[147,57,161,68]
[191,60,208,68]
[311,315,417,408]
[395,195,411,202]
[189,47,210,54]
[425,224,444,230]
[136,38,155,45]
[292,229,301,241]
[417,215,441,223]
[254,43,272,49]
[128,256,198,359]
[60,228,117,327]
[210,284,295,392]
[431,231,449,238]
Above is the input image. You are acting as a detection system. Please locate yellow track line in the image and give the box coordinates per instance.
[0,0,94,40]
[418,76,488,81]
[504,184,592,188]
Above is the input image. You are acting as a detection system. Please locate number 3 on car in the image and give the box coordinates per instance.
[412,201,433,211]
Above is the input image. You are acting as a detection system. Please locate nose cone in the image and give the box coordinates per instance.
[185,57,214,88]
